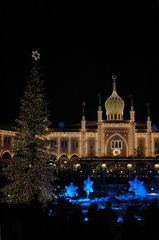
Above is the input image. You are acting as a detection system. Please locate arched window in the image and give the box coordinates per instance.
[118,140,122,149]
[2,152,12,159]
[111,140,123,149]
[61,140,68,148]
[111,140,115,149]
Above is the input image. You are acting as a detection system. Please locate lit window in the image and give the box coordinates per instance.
[4,136,11,145]
[119,141,122,149]
[71,140,78,149]
[52,140,57,148]
[61,140,68,148]
[111,140,115,148]
[155,141,159,150]
[111,140,123,149]
[65,141,67,148]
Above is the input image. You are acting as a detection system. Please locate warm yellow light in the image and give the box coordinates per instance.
[113,148,120,156]
[154,164,159,169]
[127,163,133,169]
[74,163,80,169]
[101,163,106,169]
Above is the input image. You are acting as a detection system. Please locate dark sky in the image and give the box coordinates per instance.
[2,2,159,128]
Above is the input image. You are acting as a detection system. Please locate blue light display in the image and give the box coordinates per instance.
[84,217,89,222]
[117,216,123,223]
[83,176,94,198]
[128,177,147,198]
[62,182,78,198]
[58,176,159,223]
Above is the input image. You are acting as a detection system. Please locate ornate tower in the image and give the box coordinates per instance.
[97,93,103,157]
[130,96,135,122]
[81,102,86,157]
[129,96,135,156]
[146,103,152,156]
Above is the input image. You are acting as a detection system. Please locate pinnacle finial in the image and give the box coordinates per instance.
[112,75,116,91]
[128,94,134,108]
[98,92,101,107]
[82,101,86,116]
[146,103,151,117]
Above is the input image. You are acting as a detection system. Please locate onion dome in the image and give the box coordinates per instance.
[105,77,125,120]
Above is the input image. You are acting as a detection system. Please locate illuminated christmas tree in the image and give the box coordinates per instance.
[2,51,56,205]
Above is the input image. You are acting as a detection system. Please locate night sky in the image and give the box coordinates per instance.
[2,2,159,128]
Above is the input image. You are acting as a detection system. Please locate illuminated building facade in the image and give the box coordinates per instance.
[1,78,159,163]
[0,129,15,159]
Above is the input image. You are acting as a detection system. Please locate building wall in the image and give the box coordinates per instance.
[0,130,15,159]
[1,125,159,160]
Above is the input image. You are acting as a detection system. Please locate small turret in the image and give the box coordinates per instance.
[97,93,103,122]
[81,101,86,131]
[129,95,135,122]
[146,103,152,132]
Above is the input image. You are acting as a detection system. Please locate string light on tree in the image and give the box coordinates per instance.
[2,50,56,205]
[32,50,40,61]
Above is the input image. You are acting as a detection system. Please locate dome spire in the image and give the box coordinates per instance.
[129,94,135,122]
[81,101,86,131]
[112,75,117,92]
[146,103,150,117]
[129,94,134,111]
[82,101,86,119]
[97,92,102,122]
[98,92,102,110]
[146,103,151,132]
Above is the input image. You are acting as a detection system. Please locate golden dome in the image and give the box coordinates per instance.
[105,78,125,120]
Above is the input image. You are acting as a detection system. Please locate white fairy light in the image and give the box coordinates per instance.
[32,50,40,61]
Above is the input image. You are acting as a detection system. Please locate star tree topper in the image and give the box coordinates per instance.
[32,50,40,61]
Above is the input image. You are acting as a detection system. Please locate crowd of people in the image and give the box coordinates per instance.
[1,197,159,240]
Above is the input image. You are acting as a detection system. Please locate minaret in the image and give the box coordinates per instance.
[81,102,86,158]
[146,103,152,132]
[146,103,152,157]
[97,93,103,157]
[97,93,103,122]
[129,95,135,156]
[81,101,86,131]
[129,96,135,122]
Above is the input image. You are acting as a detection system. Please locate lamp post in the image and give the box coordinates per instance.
[154,164,159,183]
[127,163,133,180]
[101,163,107,183]
[101,163,107,169]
